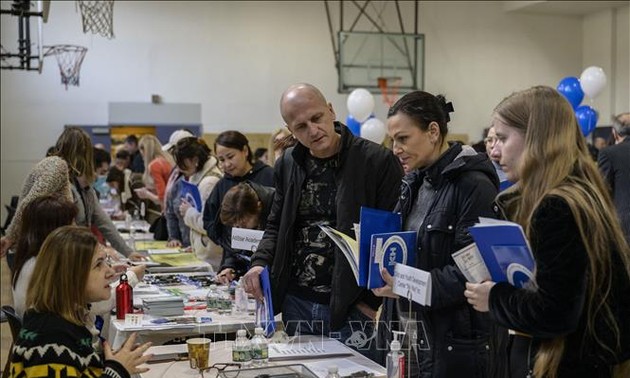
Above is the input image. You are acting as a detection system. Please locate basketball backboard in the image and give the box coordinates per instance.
[338,31,424,94]
[0,0,48,72]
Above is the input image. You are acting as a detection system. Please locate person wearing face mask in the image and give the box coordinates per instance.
[93,147,112,199]
[202,130,274,283]
[372,91,498,377]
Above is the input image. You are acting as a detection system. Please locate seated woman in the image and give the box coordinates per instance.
[202,131,274,282]
[10,226,152,377]
[12,194,78,318]
[11,194,144,348]
[217,181,275,283]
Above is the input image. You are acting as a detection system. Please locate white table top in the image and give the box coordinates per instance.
[140,337,386,378]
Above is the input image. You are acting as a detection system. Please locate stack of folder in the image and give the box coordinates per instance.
[142,296,185,317]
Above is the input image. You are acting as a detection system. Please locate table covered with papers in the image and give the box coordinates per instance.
[108,272,280,349]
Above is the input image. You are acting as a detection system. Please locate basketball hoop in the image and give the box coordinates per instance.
[378,76,402,107]
[76,0,115,39]
[44,45,88,89]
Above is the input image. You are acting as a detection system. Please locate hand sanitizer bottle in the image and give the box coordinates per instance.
[386,331,405,378]
[326,365,340,378]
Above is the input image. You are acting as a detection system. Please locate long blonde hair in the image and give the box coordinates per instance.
[26,226,98,326]
[495,86,630,377]
[138,134,175,187]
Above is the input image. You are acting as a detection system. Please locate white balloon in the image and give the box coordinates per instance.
[347,88,375,123]
[360,117,387,144]
[579,66,607,99]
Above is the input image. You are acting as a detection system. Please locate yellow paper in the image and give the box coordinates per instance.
[150,253,203,267]
[135,240,169,251]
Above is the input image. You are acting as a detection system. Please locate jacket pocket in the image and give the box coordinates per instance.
[434,335,489,378]
[423,211,457,265]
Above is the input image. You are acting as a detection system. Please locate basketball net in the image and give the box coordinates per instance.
[76,0,115,39]
[378,77,402,107]
[44,45,88,89]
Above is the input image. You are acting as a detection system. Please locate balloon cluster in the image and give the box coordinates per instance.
[345,88,387,144]
[556,66,607,137]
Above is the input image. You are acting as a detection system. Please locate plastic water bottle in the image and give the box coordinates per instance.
[232,329,252,365]
[235,281,248,313]
[206,284,219,311]
[251,327,268,366]
[218,286,232,314]
[326,365,341,378]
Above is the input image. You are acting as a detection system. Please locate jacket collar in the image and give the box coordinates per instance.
[403,142,499,190]
[223,160,268,181]
[188,156,220,185]
[404,142,463,189]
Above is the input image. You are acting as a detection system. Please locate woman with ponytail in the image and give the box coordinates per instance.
[373,90,499,377]
[465,86,630,377]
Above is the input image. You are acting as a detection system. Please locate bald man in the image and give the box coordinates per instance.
[242,83,403,357]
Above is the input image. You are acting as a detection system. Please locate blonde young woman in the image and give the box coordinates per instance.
[268,127,296,165]
[135,134,175,210]
[10,226,151,377]
[465,86,630,377]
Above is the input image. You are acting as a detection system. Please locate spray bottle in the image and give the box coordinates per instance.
[386,331,405,378]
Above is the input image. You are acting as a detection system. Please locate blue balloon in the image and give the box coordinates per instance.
[575,105,598,136]
[346,114,361,136]
[557,76,584,109]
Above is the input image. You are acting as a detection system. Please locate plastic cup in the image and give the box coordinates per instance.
[187,337,211,369]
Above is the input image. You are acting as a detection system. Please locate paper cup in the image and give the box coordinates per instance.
[187,337,211,369]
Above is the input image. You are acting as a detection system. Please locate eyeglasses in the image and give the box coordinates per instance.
[204,363,241,378]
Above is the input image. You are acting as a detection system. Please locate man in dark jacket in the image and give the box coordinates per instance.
[124,134,145,174]
[598,112,630,242]
[242,83,403,356]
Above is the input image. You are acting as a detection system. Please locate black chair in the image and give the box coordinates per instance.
[1,195,19,234]
[0,305,21,341]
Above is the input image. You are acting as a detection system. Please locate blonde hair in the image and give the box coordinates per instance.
[495,86,630,377]
[54,127,95,183]
[25,226,98,326]
[268,128,294,163]
[139,134,175,186]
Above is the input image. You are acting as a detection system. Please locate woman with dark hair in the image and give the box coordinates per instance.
[168,137,223,270]
[10,226,152,377]
[220,181,275,230]
[373,91,498,377]
[465,86,630,377]
[12,195,78,318]
[202,130,274,282]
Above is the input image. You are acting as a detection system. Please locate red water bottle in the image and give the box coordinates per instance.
[116,273,133,320]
